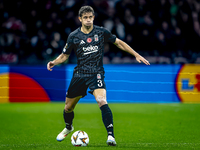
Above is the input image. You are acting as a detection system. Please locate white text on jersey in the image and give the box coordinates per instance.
[83,45,98,55]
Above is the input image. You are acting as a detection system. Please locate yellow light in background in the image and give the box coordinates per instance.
[0,73,9,103]
[176,64,200,103]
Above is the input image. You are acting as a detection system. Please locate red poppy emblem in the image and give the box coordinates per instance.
[87,38,92,43]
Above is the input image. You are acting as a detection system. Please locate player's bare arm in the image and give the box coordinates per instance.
[47,53,69,71]
[114,38,150,65]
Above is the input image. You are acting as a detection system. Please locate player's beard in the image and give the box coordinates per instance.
[84,23,93,30]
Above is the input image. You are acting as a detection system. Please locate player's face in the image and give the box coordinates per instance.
[79,12,94,27]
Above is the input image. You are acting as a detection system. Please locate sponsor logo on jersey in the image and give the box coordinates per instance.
[87,38,92,43]
[94,34,98,41]
[175,64,200,103]
[83,45,98,55]
[80,40,85,45]
[63,43,68,53]
[64,43,68,49]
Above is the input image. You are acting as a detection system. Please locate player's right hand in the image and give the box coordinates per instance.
[47,61,55,71]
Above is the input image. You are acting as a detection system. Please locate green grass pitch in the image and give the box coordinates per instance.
[0,103,200,150]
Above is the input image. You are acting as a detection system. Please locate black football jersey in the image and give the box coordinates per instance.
[63,25,116,76]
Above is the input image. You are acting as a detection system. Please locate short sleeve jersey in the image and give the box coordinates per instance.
[63,25,116,76]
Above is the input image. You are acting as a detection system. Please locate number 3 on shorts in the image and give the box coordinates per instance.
[97,80,103,87]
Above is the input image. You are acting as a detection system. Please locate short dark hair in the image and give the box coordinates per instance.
[78,6,94,17]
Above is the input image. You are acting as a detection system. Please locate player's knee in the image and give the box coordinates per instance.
[64,105,74,113]
[96,95,107,107]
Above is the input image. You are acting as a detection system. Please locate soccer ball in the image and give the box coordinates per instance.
[71,130,89,147]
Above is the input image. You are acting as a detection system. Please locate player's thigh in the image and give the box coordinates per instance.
[88,73,106,95]
[64,96,82,112]
[93,89,107,107]
[67,76,88,98]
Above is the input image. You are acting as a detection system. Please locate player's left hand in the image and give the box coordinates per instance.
[135,55,150,65]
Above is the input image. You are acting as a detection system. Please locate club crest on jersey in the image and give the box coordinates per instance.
[94,34,98,41]
[87,38,92,43]
[97,74,101,79]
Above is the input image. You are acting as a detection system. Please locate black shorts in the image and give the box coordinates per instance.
[66,73,106,98]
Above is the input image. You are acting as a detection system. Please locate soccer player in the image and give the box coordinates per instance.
[47,6,150,146]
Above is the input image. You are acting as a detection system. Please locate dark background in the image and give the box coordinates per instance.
[0,0,200,65]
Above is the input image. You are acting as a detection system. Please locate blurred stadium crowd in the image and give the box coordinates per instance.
[0,0,200,65]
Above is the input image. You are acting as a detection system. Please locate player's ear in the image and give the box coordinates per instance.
[78,16,82,22]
